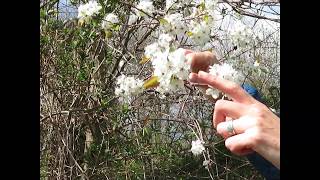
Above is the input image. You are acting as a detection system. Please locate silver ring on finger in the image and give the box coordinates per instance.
[226,120,237,136]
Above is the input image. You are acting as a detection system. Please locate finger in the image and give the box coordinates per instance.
[184,49,193,56]
[189,71,254,104]
[217,116,256,138]
[237,148,254,155]
[225,133,255,156]
[185,51,218,73]
[212,100,246,128]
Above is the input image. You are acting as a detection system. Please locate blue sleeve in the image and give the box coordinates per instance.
[241,84,280,180]
[241,84,263,102]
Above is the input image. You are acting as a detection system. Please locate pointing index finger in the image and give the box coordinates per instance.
[189,71,254,104]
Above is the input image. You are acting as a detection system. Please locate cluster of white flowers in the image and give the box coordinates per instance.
[191,0,218,12]
[166,0,194,11]
[205,88,220,99]
[191,139,205,156]
[115,75,144,103]
[188,20,212,46]
[163,0,218,46]
[135,0,155,17]
[183,0,218,46]
[156,48,190,94]
[209,63,240,82]
[206,63,242,98]
[140,0,219,96]
[101,13,119,30]
[77,1,102,24]
[144,34,190,94]
[161,13,186,36]
[165,0,176,10]
[230,21,255,48]
[203,0,218,10]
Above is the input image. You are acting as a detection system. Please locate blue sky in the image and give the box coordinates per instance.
[57,0,279,20]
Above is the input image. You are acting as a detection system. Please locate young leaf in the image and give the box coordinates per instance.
[105,30,113,39]
[112,24,120,31]
[143,76,159,89]
[139,56,151,64]
[199,2,205,11]
[159,18,169,26]
[186,31,193,37]
[203,14,210,23]
[78,19,85,26]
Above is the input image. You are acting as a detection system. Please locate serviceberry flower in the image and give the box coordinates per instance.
[77,1,102,24]
[191,139,205,156]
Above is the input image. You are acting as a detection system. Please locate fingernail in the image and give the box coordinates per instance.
[198,71,207,76]
[188,73,195,80]
[184,49,193,55]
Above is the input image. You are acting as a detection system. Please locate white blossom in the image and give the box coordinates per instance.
[128,14,138,25]
[206,63,242,98]
[204,0,218,10]
[192,0,218,15]
[101,13,119,30]
[135,0,154,17]
[115,75,144,103]
[77,1,102,23]
[168,48,190,80]
[206,88,219,99]
[162,13,186,35]
[230,21,255,48]
[208,63,241,83]
[189,20,212,46]
[144,34,190,95]
[166,0,175,10]
[158,33,173,48]
[144,42,166,60]
[191,139,205,156]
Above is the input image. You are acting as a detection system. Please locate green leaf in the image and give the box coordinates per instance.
[186,31,193,37]
[139,56,151,64]
[142,127,149,136]
[159,18,169,26]
[260,67,269,74]
[203,14,210,23]
[169,46,176,52]
[199,2,205,11]
[105,30,113,39]
[77,70,86,81]
[40,9,46,19]
[143,76,159,89]
[92,20,98,27]
[111,24,120,31]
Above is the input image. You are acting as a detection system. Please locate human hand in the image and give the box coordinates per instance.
[185,49,218,73]
[189,71,280,169]
[184,49,221,100]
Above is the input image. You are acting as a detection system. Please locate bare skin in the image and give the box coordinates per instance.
[186,49,280,169]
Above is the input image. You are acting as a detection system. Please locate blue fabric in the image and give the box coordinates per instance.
[241,84,280,180]
[241,84,263,102]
